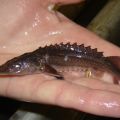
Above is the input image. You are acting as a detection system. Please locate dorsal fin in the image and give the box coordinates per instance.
[38,42,104,59]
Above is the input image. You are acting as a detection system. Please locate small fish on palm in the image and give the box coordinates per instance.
[0,43,119,84]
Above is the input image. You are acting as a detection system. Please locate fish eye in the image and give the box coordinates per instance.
[14,64,21,68]
[13,63,21,69]
[9,63,22,73]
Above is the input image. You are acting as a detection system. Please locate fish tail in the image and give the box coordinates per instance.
[106,56,120,84]
[106,56,120,71]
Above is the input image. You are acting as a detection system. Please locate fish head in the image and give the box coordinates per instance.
[0,56,40,76]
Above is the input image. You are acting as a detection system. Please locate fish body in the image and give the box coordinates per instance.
[0,43,120,83]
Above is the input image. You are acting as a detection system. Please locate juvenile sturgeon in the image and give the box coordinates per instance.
[0,42,120,84]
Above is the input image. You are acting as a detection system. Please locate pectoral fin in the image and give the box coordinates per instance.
[43,64,64,80]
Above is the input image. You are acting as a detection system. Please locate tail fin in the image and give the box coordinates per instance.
[106,56,120,71]
[106,56,120,84]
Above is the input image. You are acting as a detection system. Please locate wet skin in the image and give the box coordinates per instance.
[0,0,120,118]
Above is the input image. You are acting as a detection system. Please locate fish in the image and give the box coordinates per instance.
[0,42,119,84]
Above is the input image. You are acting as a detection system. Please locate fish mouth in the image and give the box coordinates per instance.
[0,69,16,77]
[0,68,9,75]
[0,70,15,76]
[0,70,22,76]
[0,69,22,77]
[0,65,15,76]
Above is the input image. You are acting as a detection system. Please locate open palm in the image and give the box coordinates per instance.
[0,0,120,118]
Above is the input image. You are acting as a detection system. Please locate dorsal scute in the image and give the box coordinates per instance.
[39,42,104,58]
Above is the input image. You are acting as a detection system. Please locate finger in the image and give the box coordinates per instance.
[70,78,120,94]
[0,75,120,117]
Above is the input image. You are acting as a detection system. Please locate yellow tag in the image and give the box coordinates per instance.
[85,69,92,78]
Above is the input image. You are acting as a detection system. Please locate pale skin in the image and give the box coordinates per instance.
[0,0,120,118]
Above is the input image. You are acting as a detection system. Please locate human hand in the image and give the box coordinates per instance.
[0,0,120,118]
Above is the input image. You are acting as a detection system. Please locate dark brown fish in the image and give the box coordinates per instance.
[0,42,120,84]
